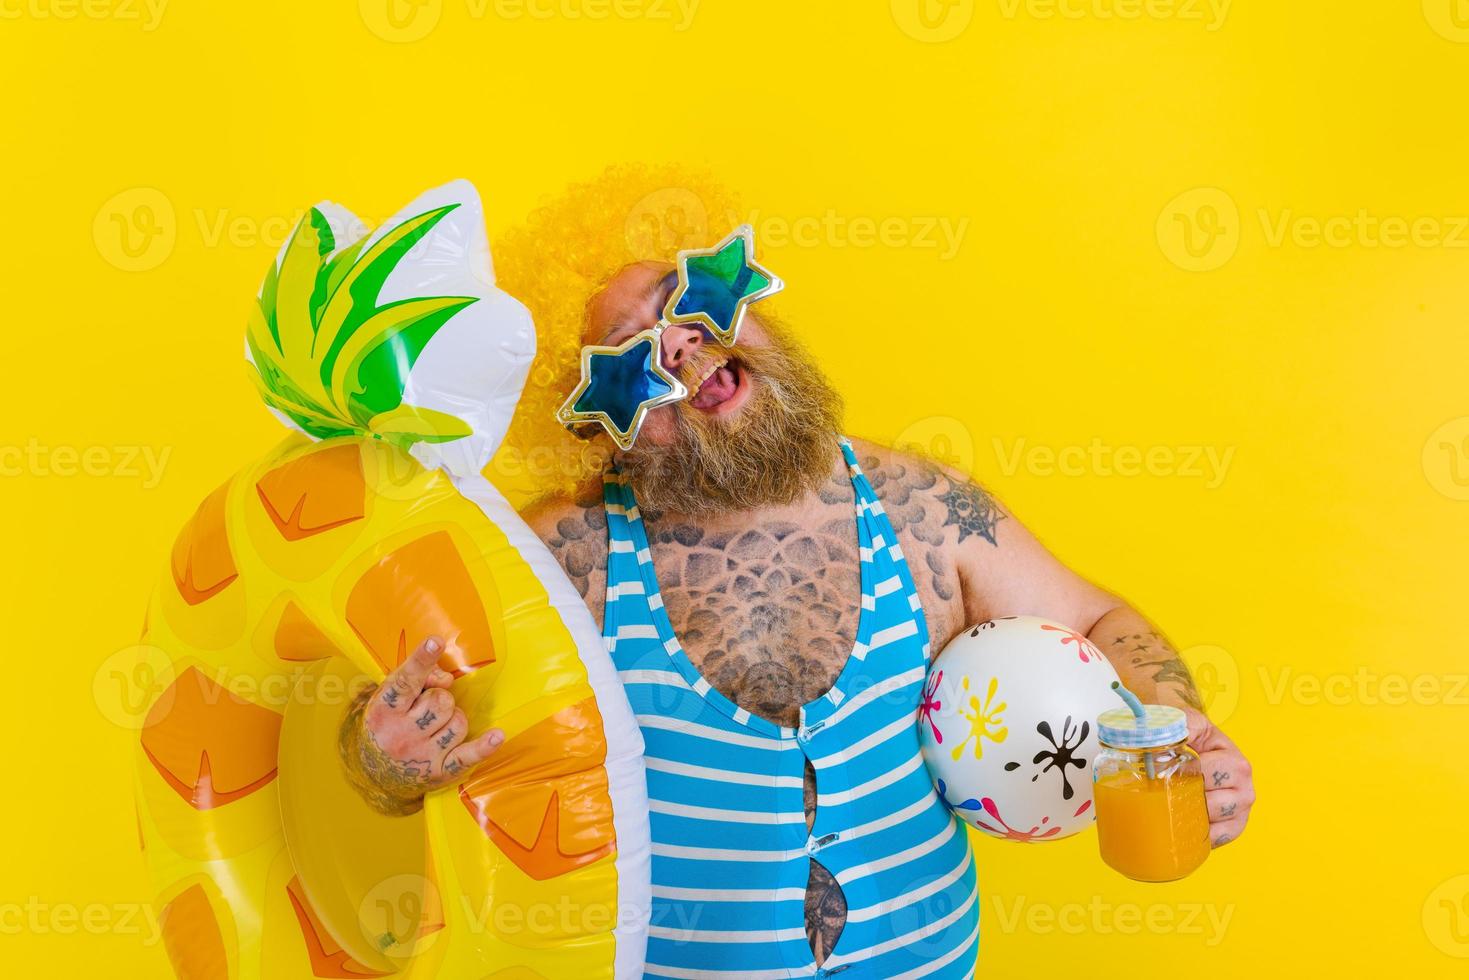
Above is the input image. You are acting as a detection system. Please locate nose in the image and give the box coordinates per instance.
[659,324,704,373]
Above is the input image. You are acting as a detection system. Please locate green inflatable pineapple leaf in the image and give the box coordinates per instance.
[246,203,477,449]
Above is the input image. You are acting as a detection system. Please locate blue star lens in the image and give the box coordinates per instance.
[672,235,773,337]
[573,337,675,434]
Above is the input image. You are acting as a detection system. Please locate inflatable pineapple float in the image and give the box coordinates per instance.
[132,182,650,980]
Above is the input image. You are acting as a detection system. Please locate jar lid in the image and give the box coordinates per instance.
[1097,704,1189,749]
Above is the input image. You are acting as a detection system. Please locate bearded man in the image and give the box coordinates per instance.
[341,169,1256,978]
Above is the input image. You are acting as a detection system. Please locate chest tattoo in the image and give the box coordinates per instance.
[644,514,861,730]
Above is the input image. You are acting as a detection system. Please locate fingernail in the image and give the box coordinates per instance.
[425,637,442,654]
[488,730,505,747]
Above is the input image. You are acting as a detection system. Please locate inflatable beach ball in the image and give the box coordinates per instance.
[919,616,1121,842]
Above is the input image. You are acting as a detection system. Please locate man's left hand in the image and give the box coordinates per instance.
[1184,710,1254,847]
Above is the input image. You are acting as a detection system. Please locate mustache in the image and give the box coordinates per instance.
[621,328,844,517]
[675,345,732,398]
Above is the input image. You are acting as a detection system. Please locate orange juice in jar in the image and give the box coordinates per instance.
[1093,699,1210,882]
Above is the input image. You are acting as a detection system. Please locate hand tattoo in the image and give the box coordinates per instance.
[338,686,430,817]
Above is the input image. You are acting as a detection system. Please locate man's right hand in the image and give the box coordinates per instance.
[340,635,504,815]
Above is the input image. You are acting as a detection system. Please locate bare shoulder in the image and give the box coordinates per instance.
[844,438,1007,641]
[519,482,609,614]
[845,437,1006,549]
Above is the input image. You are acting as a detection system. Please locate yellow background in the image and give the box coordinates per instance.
[3,0,1467,975]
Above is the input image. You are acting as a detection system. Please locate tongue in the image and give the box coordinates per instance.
[692,364,736,409]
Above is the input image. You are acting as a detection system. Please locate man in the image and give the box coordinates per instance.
[342,183,1255,977]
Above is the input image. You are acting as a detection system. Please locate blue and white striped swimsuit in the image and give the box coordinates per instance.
[603,439,979,979]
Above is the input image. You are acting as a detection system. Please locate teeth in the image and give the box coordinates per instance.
[687,355,728,396]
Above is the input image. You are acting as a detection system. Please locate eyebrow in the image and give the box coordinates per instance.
[649,268,679,301]
[601,270,680,341]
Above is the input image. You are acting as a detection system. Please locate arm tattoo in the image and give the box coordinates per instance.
[1118,630,1205,710]
[337,686,430,817]
[937,480,1003,545]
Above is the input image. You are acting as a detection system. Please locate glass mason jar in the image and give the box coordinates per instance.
[1093,705,1210,882]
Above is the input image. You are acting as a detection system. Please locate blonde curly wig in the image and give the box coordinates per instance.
[487,164,745,507]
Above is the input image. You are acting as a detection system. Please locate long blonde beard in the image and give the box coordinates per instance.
[616,324,844,518]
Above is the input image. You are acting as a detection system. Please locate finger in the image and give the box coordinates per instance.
[441,728,505,780]
[1205,788,1251,824]
[1209,816,1247,848]
[1200,748,1251,793]
[379,636,445,711]
[422,667,454,691]
[432,708,469,752]
[408,687,454,734]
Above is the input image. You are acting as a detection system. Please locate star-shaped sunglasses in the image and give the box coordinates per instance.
[556,225,782,450]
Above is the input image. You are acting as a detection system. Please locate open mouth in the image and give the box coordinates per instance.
[687,355,751,416]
